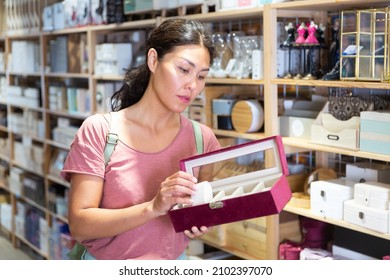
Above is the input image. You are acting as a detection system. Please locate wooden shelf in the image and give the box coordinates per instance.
[272,0,390,11]
[213,129,265,140]
[273,78,390,89]
[283,137,390,162]
[283,203,390,241]
[207,78,264,85]
[184,7,264,22]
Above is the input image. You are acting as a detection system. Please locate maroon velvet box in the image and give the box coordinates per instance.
[168,135,292,232]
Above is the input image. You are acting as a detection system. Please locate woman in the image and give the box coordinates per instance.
[61,18,221,260]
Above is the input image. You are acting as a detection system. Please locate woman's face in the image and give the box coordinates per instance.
[148,44,211,113]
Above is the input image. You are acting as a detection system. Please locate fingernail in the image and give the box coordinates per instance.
[192,177,198,183]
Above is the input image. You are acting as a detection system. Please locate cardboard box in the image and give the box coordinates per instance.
[360,110,390,155]
[310,178,355,220]
[344,199,389,233]
[168,135,292,232]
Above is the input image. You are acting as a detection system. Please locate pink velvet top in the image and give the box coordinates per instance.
[61,113,221,259]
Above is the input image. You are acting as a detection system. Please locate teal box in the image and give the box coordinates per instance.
[135,0,153,11]
[360,110,390,155]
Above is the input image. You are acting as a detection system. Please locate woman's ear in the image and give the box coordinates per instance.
[147,48,158,73]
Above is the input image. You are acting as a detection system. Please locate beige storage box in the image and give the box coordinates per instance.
[311,102,359,150]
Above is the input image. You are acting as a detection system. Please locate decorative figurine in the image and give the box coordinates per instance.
[295,22,307,44]
[316,23,326,45]
[283,22,295,46]
[329,18,340,69]
[305,21,319,44]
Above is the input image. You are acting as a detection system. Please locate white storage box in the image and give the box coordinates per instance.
[344,199,389,234]
[53,2,66,30]
[346,162,390,184]
[360,110,390,155]
[354,182,390,210]
[42,5,54,31]
[279,116,315,140]
[311,102,359,150]
[310,178,355,220]
[124,0,179,14]
[95,43,132,62]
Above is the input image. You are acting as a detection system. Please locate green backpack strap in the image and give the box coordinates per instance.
[190,119,203,154]
[68,112,119,260]
[104,112,119,165]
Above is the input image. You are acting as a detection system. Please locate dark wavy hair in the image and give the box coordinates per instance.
[110,18,216,111]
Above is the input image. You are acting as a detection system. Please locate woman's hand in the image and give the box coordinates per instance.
[184,226,208,239]
[152,171,197,215]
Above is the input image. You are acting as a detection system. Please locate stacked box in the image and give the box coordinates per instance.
[360,111,390,155]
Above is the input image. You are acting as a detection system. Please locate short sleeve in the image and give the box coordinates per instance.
[60,114,109,182]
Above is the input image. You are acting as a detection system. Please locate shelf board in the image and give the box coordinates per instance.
[46,109,90,120]
[46,174,70,188]
[200,238,259,260]
[272,0,390,12]
[283,204,390,241]
[283,137,390,162]
[0,125,8,132]
[15,234,49,259]
[207,78,263,85]
[93,74,123,81]
[10,161,44,177]
[44,72,90,79]
[0,181,9,191]
[8,71,41,77]
[6,31,41,39]
[45,139,71,151]
[272,78,390,89]
[42,26,90,35]
[0,153,10,162]
[90,19,157,32]
[48,209,69,224]
[213,129,265,140]
[184,7,264,22]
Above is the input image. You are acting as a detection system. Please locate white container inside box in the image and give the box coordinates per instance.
[354,181,390,210]
[346,162,390,184]
[310,178,355,220]
[311,102,359,150]
[344,199,389,234]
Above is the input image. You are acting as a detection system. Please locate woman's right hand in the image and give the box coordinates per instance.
[152,171,198,215]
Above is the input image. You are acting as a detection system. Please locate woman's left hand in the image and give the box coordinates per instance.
[184,226,208,239]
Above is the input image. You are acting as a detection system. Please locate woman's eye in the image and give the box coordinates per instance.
[198,75,206,81]
[179,67,190,74]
